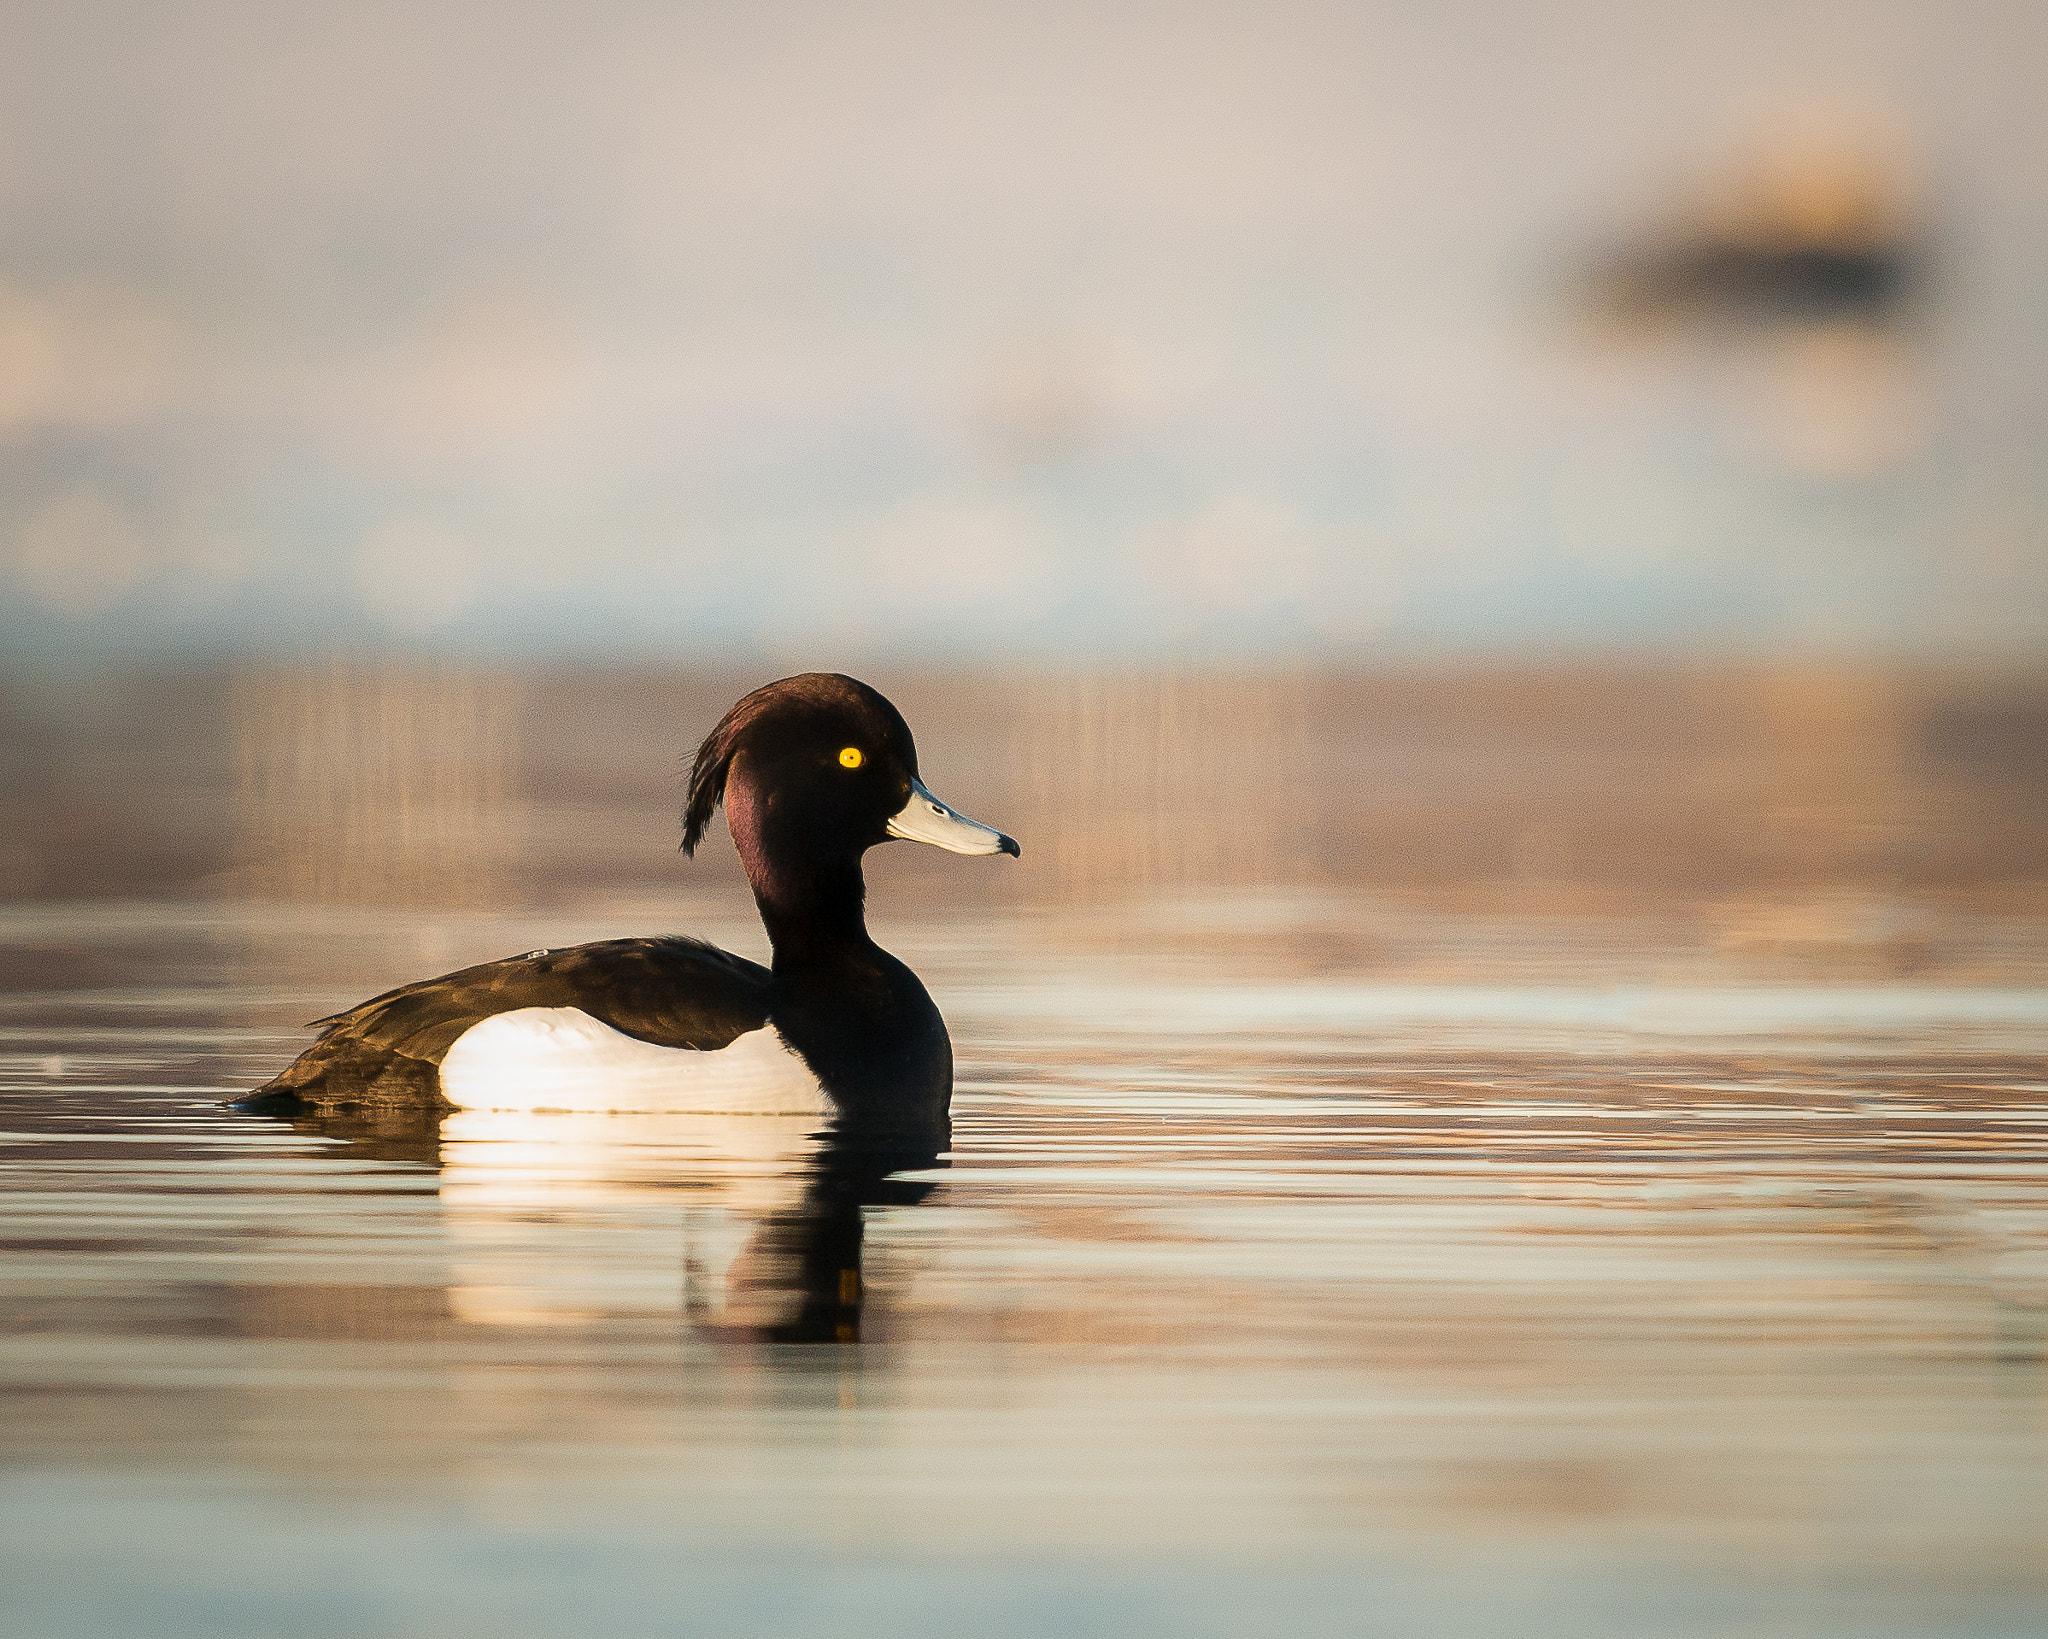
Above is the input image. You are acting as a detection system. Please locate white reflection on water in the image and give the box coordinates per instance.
[438,1107,827,1328]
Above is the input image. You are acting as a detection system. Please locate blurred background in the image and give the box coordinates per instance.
[3,0,2045,662]
[2,0,2046,920]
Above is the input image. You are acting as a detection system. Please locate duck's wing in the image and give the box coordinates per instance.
[239,937,773,1110]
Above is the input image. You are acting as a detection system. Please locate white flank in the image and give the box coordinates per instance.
[438,1007,829,1116]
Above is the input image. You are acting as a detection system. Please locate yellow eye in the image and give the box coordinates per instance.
[838,746,864,769]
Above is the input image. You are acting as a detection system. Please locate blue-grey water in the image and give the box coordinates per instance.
[3,664,2046,1637]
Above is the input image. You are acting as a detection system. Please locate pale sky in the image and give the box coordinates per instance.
[3,0,2046,658]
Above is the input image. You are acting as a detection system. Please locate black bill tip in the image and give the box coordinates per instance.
[998,833,1021,858]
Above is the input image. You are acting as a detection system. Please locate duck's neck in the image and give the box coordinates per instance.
[752,858,873,971]
[726,778,874,971]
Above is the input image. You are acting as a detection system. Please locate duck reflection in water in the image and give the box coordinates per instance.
[235,674,1017,1339]
[282,1099,936,1341]
[702,1151,939,1343]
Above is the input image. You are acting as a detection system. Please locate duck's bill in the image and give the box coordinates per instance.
[886,779,1021,857]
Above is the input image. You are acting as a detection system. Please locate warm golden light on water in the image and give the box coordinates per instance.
[2,664,2045,1634]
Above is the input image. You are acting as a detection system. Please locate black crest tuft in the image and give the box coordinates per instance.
[682,686,770,855]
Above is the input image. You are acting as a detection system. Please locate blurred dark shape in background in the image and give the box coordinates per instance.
[1586,129,1924,327]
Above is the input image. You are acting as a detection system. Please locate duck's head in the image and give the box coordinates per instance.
[683,674,1019,876]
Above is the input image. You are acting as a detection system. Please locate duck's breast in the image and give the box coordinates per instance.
[438,1006,829,1116]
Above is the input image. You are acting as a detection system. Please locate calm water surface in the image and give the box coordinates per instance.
[3,666,2047,1637]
